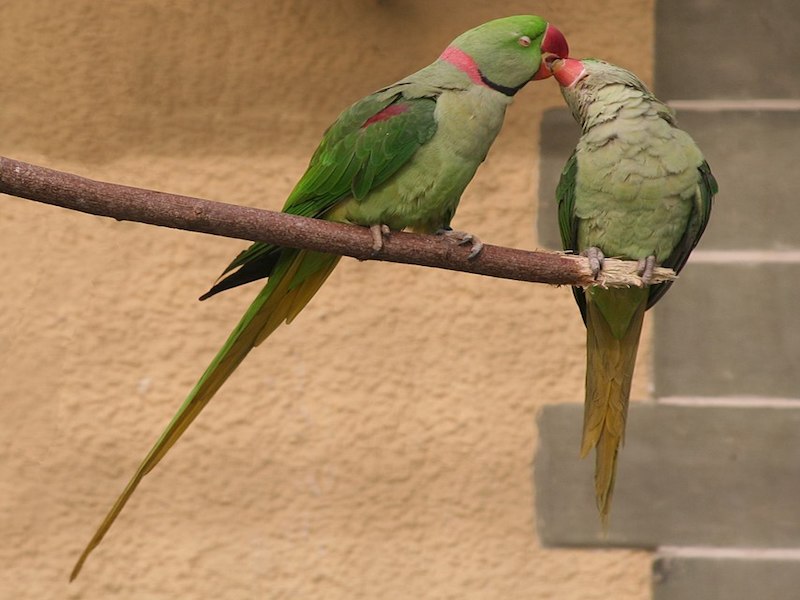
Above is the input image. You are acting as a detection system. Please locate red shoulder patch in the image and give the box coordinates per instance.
[361,103,410,128]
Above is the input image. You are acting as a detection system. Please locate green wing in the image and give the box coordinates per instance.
[555,150,588,321]
[646,160,716,308]
[285,89,438,212]
[200,89,438,299]
[556,150,579,253]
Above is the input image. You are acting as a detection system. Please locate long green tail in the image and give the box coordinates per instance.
[71,249,340,580]
[581,287,647,523]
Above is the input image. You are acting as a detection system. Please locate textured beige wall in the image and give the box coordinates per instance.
[0,1,654,598]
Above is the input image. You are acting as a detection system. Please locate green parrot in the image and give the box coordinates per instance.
[70,16,569,579]
[551,58,716,521]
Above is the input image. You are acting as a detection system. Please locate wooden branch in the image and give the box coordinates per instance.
[0,155,675,288]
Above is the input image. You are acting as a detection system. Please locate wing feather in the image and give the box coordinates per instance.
[201,89,438,299]
[556,151,588,322]
[646,160,716,308]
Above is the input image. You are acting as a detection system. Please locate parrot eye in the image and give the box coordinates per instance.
[517,35,531,48]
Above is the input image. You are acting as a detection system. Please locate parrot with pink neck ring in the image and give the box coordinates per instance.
[70,16,569,580]
[550,57,716,522]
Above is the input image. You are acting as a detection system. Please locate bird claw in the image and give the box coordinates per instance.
[436,227,484,259]
[637,255,657,286]
[583,247,605,279]
[370,224,392,255]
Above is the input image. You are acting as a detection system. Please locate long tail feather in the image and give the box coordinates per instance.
[71,249,340,580]
[581,290,646,523]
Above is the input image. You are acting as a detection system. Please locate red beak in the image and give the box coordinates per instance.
[551,57,586,87]
[533,24,570,80]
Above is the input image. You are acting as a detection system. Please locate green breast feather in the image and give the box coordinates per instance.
[556,150,717,319]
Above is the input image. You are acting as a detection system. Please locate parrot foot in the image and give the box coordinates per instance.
[582,247,605,279]
[436,227,484,259]
[370,224,392,254]
[637,255,657,285]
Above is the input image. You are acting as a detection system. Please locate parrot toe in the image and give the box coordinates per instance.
[636,255,656,285]
[582,246,605,279]
[369,224,392,255]
[436,227,484,259]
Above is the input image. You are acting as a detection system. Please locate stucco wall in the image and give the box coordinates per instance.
[0,1,654,598]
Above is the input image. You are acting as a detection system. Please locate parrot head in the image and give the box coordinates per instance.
[549,58,657,123]
[440,16,569,96]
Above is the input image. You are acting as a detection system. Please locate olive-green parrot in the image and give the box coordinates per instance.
[70,16,569,579]
[551,58,716,521]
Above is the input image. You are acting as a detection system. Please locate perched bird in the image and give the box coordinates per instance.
[70,16,569,579]
[551,58,716,521]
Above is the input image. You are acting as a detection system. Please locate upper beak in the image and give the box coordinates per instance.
[550,57,586,87]
[533,24,570,80]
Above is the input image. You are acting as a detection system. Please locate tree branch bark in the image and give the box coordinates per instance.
[0,155,675,288]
